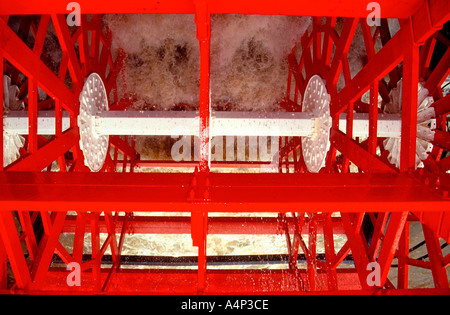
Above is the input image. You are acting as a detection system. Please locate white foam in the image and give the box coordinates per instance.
[103,14,311,112]
[104,14,200,110]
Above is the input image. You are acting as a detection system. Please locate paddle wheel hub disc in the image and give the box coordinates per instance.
[77,73,109,172]
[301,75,332,173]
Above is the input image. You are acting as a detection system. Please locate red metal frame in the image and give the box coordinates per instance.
[0,0,450,294]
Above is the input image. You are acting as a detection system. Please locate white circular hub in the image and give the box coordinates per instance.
[301,75,332,173]
[78,73,109,172]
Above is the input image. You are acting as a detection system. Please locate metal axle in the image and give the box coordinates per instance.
[3,110,402,138]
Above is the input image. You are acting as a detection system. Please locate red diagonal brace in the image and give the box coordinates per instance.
[110,136,138,161]
[376,211,408,287]
[0,234,6,290]
[0,211,32,289]
[6,128,79,172]
[341,212,370,289]
[330,129,396,173]
[323,213,338,290]
[51,14,83,91]
[328,18,358,86]
[423,223,449,288]
[0,20,77,114]
[17,211,38,263]
[30,212,67,290]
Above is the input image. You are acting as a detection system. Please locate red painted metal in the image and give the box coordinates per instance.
[0,0,426,18]
[0,0,449,294]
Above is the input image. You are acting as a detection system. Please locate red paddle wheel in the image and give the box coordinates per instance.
[0,0,449,294]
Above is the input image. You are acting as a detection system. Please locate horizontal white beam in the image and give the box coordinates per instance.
[3,110,402,138]
[96,111,317,137]
[96,111,199,136]
[211,112,315,137]
[338,113,402,138]
[3,111,71,135]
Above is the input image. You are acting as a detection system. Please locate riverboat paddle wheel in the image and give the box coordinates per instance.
[0,0,449,294]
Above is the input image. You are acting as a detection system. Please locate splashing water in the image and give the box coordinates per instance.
[103,14,311,111]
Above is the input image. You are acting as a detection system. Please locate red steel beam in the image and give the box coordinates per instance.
[425,45,450,94]
[422,223,450,288]
[60,215,346,235]
[0,0,424,18]
[328,18,358,86]
[28,78,38,154]
[73,213,86,263]
[0,50,3,172]
[0,237,6,290]
[397,221,410,289]
[376,211,409,286]
[5,128,78,171]
[30,212,67,290]
[196,0,211,172]
[78,15,91,78]
[0,172,448,213]
[432,94,450,117]
[341,212,370,289]
[128,160,274,169]
[332,0,450,116]
[0,211,32,289]
[28,268,365,294]
[400,43,419,172]
[323,213,337,290]
[0,20,77,114]
[16,212,38,262]
[109,136,138,161]
[329,128,396,173]
[51,14,83,92]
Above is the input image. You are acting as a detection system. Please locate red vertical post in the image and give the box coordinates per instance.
[55,99,67,172]
[195,0,211,172]
[79,15,90,76]
[191,210,207,292]
[290,213,303,270]
[308,214,317,291]
[323,213,337,291]
[322,17,336,67]
[28,78,38,153]
[0,51,3,171]
[342,100,354,172]
[400,26,419,172]
[72,212,86,263]
[423,224,449,288]
[194,0,210,292]
[90,15,101,71]
[397,220,409,289]
[368,82,379,155]
[90,212,102,291]
[0,69,7,285]
[312,17,321,63]
[104,212,119,264]
[360,20,378,155]
[0,234,6,289]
